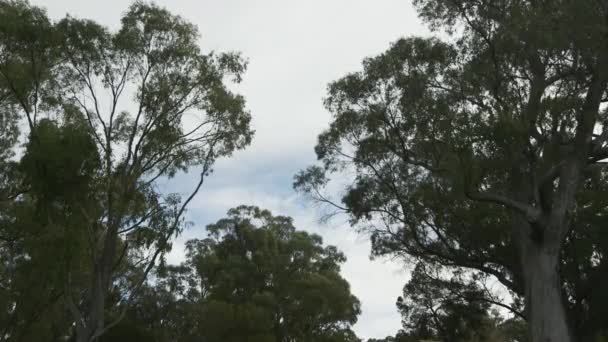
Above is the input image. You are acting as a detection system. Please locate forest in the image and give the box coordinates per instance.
[1,0,607,341]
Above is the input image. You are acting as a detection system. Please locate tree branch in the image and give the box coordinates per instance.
[466,191,541,223]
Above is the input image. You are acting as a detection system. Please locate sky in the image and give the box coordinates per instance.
[32,0,430,339]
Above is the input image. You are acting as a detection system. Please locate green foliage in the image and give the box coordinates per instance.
[394,263,527,342]
[0,119,98,340]
[189,206,361,342]
[106,206,361,342]
[398,264,488,341]
[0,0,60,122]
[20,118,100,201]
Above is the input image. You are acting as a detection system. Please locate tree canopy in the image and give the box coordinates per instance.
[100,206,362,342]
[295,0,608,341]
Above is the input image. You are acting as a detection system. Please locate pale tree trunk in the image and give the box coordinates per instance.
[72,226,119,342]
[514,144,592,342]
[508,169,573,342]
[73,271,109,342]
[510,164,576,342]
[522,243,572,342]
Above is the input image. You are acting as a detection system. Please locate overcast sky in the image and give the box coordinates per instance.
[32,1,430,338]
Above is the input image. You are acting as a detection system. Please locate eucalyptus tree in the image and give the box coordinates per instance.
[295,1,608,341]
[0,1,253,341]
[0,1,71,340]
[182,206,361,342]
[98,206,362,342]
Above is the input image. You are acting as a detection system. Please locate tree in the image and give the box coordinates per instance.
[0,117,99,341]
[397,264,492,342]
[109,206,362,342]
[0,1,253,341]
[188,206,361,342]
[0,2,75,340]
[395,263,527,342]
[295,1,608,341]
[367,264,528,342]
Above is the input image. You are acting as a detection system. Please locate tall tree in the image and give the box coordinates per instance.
[0,1,253,341]
[99,206,362,342]
[0,2,72,340]
[183,206,361,342]
[0,116,99,341]
[295,1,608,341]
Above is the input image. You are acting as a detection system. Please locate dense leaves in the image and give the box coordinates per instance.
[367,262,528,342]
[100,206,361,342]
[395,263,527,342]
[189,206,360,342]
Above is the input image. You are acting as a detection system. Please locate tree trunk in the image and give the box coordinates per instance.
[522,245,572,342]
[73,231,118,342]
